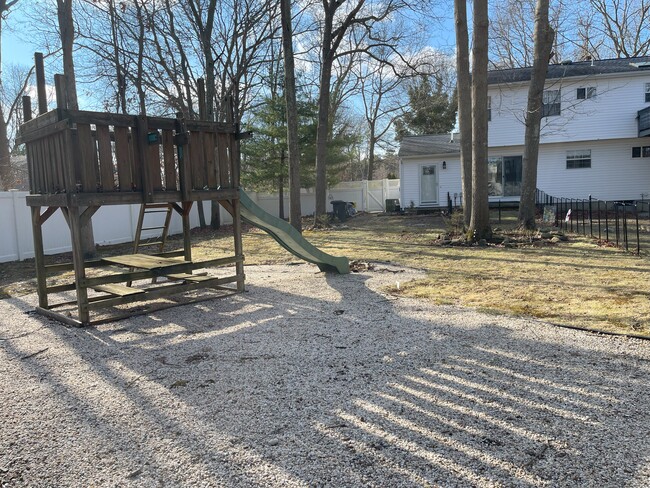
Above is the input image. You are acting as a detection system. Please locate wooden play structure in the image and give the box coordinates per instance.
[19,54,246,326]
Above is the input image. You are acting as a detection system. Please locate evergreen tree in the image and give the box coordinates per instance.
[394,75,457,140]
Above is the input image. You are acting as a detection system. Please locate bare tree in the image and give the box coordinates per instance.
[489,0,565,67]
[590,0,650,57]
[518,0,555,229]
[469,0,491,241]
[0,0,20,190]
[312,0,412,218]
[454,0,472,226]
[281,0,302,231]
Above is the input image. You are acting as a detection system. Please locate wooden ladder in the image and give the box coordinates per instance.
[133,203,174,254]
[127,203,174,286]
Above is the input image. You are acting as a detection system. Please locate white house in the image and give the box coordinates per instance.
[399,56,650,208]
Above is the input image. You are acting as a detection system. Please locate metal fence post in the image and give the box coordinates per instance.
[589,195,593,237]
[605,201,609,242]
[615,204,620,247]
[634,205,641,254]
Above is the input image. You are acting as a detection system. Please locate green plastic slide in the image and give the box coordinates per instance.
[238,190,349,274]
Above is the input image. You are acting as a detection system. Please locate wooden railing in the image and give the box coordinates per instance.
[18,109,241,202]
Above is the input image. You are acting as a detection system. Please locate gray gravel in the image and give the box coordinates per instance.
[1,263,650,487]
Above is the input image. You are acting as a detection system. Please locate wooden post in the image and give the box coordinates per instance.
[197,78,206,121]
[54,74,68,110]
[34,53,48,115]
[182,201,193,262]
[232,195,245,292]
[65,204,90,325]
[135,116,153,201]
[22,96,32,122]
[31,207,48,309]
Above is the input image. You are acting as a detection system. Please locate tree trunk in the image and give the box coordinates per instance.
[367,123,376,180]
[278,175,285,220]
[57,0,79,111]
[0,110,11,191]
[281,0,302,232]
[315,13,334,219]
[468,0,491,241]
[455,0,472,227]
[518,0,555,229]
[58,0,96,257]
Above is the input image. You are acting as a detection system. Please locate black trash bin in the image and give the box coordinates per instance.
[331,200,348,222]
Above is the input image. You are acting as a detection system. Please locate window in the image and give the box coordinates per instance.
[577,87,596,99]
[633,147,641,158]
[646,83,650,103]
[566,149,591,169]
[644,146,650,157]
[487,156,522,196]
[487,96,492,121]
[542,89,561,117]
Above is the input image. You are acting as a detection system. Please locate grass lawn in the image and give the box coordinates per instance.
[1,209,649,337]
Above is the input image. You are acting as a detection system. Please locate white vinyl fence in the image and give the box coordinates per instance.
[0,179,399,263]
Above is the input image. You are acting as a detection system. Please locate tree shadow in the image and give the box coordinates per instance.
[1,264,649,486]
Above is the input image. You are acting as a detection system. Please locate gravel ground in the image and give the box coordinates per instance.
[1,263,650,488]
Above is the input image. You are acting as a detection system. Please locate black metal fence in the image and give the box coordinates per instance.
[534,189,643,254]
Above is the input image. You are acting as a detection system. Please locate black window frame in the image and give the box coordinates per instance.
[633,146,642,158]
[646,83,650,103]
[542,89,561,117]
[577,86,596,99]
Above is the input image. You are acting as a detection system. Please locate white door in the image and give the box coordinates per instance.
[420,165,438,205]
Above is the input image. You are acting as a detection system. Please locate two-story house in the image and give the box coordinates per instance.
[399,56,650,208]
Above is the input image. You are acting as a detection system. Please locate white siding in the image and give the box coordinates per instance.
[489,72,650,147]
[400,157,462,207]
[490,138,650,201]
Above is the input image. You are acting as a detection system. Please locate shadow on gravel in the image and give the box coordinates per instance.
[1,267,650,487]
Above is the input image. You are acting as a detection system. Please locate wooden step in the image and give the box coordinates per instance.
[165,272,212,282]
[93,283,145,296]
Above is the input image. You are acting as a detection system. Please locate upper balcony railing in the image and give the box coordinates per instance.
[639,106,650,137]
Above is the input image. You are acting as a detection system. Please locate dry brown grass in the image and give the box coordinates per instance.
[2,211,649,337]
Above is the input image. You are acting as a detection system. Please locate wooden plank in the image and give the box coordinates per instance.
[31,140,42,193]
[165,273,212,282]
[93,283,145,297]
[102,253,189,270]
[217,133,230,188]
[114,126,132,191]
[52,133,66,192]
[131,128,141,192]
[76,124,98,192]
[36,307,83,328]
[189,131,206,190]
[96,125,115,191]
[81,255,241,288]
[162,130,177,191]
[204,131,217,188]
[16,119,69,145]
[149,135,163,191]
[135,115,153,200]
[18,111,60,136]
[63,109,135,127]
[66,206,90,325]
[45,135,60,193]
[35,53,48,114]
[62,127,76,193]
[31,207,48,309]
[38,139,52,194]
[86,274,241,311]
[25,143,35,193]
[231,128,241,188]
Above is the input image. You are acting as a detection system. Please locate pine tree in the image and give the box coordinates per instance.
[394,76,457,140]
